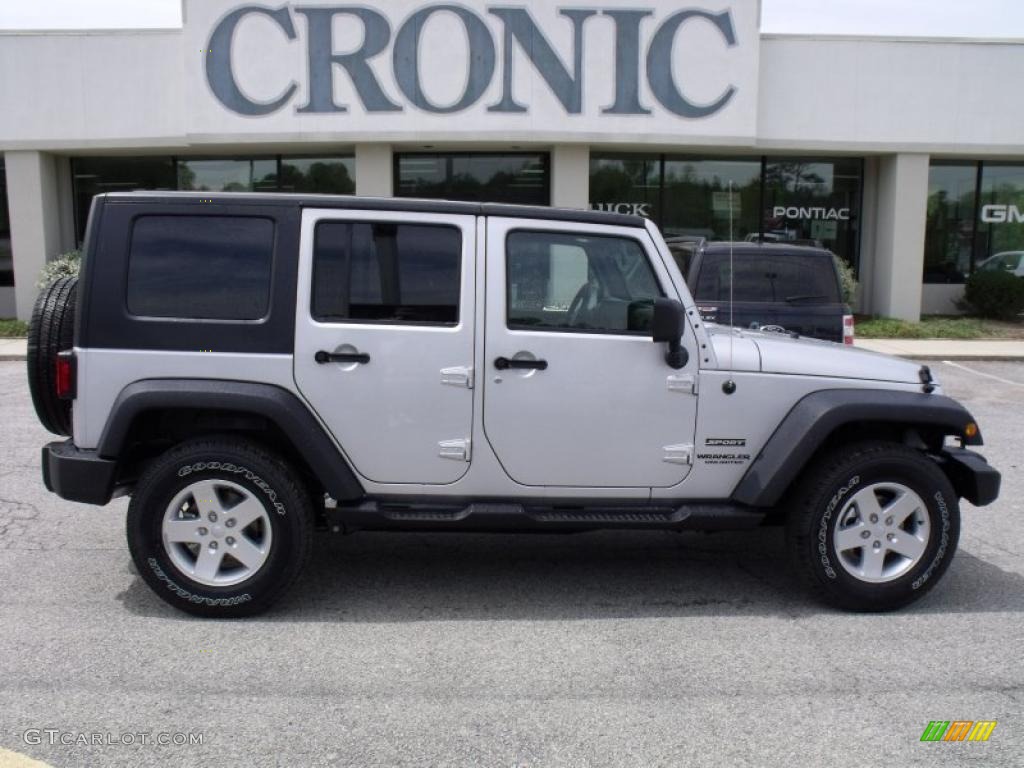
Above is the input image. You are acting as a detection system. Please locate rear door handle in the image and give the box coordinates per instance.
[315,350,370,365]
[494,356,547,371]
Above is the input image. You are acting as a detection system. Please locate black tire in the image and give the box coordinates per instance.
[786,440,960,612]
[26,275,78,436]
[127,436,314,617]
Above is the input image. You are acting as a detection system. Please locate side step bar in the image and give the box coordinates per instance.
[326,500,765,533]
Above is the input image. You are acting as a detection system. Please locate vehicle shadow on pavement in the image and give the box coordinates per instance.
[118,527,1024,621]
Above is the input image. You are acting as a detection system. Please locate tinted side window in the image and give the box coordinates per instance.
[694,252,841,304]
[506,231,662,333]
[313,222,461,325]
[127,215,274,320]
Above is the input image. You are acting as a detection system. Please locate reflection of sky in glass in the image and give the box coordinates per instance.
[591,155,660,185]
[981,163,1024,190]
[929,164,975,199]
[397,154,547,198]
[793,163,833,190]
[178,159,276,192]
[665,158,761,188]
[282,157,352,176]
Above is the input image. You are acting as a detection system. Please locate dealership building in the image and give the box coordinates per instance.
[1,0,1022,321]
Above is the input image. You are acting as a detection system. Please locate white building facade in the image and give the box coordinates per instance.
[1,0,1022,321]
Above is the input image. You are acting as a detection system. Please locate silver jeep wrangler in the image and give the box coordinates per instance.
[29,192,1000,616]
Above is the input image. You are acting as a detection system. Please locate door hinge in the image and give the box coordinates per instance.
[441,366,474,389]
[439,438,471,462]
[662,443,694,465]
[667,373,697,394]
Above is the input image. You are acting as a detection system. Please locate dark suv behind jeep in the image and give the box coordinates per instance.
[684,242,853,344]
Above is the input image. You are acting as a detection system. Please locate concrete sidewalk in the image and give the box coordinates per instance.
[0,338,27,361]
[1,336,1023,362]
[854,338,1024,360]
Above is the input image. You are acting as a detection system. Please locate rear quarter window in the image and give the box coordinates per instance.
[126,215,274,320]
[695,251,840,304]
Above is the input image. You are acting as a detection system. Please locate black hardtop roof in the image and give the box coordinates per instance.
[701,241,835,257]
[99,191,647,228]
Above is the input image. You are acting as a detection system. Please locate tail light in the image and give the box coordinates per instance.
[843,314,855,345]
[55,350,77,400]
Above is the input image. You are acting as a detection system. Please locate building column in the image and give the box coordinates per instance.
[856,157,879,315]
[6,151,64,321]
[870,153,929,321]
[550,145,589,209]
[354,144,393,197]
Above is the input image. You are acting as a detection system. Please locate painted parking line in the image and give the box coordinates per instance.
[0,748,54,768]
[941,360,1024,388]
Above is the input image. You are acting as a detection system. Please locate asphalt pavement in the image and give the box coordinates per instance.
[0,360,1021,767]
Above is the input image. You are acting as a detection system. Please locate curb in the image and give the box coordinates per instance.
[893,355,1024,362]
[0,355,26,362]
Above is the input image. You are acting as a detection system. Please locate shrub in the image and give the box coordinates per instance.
[962,269,1024,320]
[36,250,81,289]
[834,255,858,305]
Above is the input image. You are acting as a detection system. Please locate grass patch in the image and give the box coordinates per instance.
[856,315,1024,339]
[0,319,28,338]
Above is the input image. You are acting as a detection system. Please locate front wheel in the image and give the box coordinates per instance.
[127,437,314,617]
[787,441,960,612]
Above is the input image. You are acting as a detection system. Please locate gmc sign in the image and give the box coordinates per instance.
[981,204,1024,224]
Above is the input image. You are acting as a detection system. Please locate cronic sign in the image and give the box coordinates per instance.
[204,3,742,119]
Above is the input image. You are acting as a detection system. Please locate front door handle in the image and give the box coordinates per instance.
[315,350,370,365]
[494,356,547,371]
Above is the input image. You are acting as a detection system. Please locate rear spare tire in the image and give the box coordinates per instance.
[27,275,78,436]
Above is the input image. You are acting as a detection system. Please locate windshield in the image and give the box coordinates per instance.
[694,251,841,304]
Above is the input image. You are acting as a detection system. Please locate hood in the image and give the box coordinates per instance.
[706,325,925,385]
[749,329,924,384]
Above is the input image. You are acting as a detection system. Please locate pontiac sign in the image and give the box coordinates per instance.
[186,0,758,141]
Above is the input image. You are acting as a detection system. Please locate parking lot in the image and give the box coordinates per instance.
[0,358,1021,767]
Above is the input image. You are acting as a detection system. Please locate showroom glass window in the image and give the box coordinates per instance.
[921,160,1024,283]
[589,155,862,273]
[177,158,278,193]
[71,157,177,242]
[71,155,355,244]
[589,154,662,222]
[278,157,355,195]
[761,157,862,267]
[662,156,761,242]
[0,160,12,287]
[976,162,1024,270]
[395,153,550,205]
[923,162,977,283]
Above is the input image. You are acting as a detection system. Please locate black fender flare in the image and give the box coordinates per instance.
[731,388,982,507]
[97,379,365,501]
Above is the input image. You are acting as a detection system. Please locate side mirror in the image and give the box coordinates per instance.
[652,298,689,369]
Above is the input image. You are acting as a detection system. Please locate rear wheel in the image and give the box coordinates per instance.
[127,437,314,617]
[787,441,959,611]
[26,275,78,435]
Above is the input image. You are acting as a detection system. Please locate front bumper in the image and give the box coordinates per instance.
[42,440,118,505]
[938,447,1001,507]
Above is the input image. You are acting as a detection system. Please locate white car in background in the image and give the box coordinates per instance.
[977,251,1024,277]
